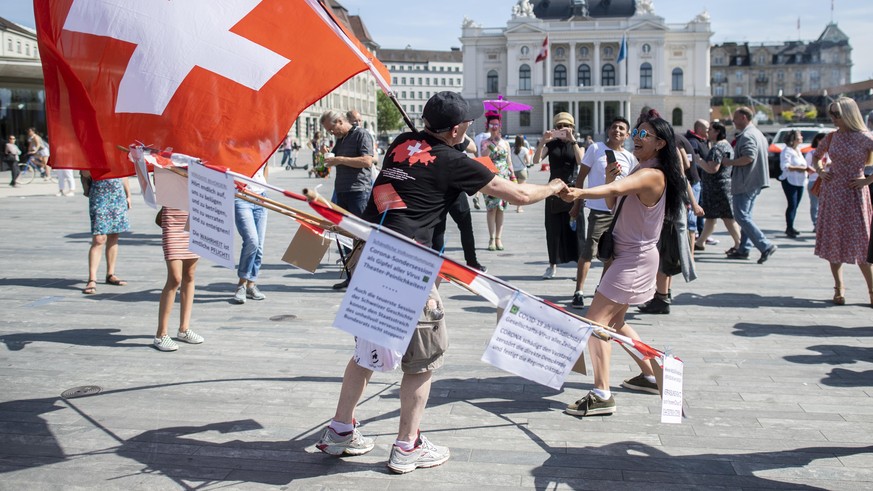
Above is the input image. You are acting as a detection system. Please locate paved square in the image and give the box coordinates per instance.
[1,160,871,489]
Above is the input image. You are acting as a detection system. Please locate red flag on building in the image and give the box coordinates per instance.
[34,0,390,179]
[535,35,549,63]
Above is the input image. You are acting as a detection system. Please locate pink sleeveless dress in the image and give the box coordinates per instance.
[596,160,666,305]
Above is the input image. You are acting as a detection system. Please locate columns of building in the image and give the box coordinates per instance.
[569,42,577,88]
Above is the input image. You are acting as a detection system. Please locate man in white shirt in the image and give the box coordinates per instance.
[569,117,638,308]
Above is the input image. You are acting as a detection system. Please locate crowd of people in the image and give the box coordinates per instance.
[13,89,871,474]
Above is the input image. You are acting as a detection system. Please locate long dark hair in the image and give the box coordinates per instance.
[514,135,525,155]
[636,117,687,217]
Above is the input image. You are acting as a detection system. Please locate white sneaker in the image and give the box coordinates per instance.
[233,284,246,304]
[542,266,556,279]
[176,329,204,344]
[246,285,266,300]
[387,434,450,474]
[154,335,178,352]
[315,425,374,456]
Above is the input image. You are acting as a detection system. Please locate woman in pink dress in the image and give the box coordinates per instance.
[558,117,686,416]
[811,97,873,306]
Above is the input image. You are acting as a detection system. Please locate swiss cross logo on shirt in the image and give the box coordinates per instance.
[390,139,436,166]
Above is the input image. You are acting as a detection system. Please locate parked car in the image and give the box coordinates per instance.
[767,124,835,177]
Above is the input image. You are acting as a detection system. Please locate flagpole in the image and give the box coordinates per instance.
[389,92,417,132]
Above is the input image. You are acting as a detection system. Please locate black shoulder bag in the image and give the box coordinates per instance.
[596,196,627,262]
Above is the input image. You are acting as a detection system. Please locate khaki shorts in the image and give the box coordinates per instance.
[347,241,448,374]
[401,285,448,374]
[579,209,613,261]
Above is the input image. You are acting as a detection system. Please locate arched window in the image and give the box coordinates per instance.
[672,108,683,126]
[487,70,499,93]
[640,62,652,89]
[672,68,684,91]
[577,64,591,86]
[519,64,531,91]
[601,64,616,86]
[553,64,567,87]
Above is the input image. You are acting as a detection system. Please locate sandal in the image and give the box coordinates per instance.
[495,238,504,251]
[83,279,97,295]
[487,237,496,251]
[833,287,846,306]
[725,247,738,255]
[105,274,127,286]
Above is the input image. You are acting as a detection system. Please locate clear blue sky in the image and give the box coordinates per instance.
[4,0,870,81]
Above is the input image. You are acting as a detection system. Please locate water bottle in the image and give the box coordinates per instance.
[570,218,577,232]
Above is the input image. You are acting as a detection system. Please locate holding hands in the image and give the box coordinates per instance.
[559,186,583,203]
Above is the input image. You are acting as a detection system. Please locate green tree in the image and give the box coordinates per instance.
[377,91,403,134]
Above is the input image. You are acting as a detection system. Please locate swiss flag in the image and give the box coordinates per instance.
[35,0,390,179]
[535,35,548,63]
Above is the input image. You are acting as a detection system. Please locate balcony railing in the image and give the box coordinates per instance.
[541,85,628,94]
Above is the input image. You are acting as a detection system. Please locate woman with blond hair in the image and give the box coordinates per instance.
[811,97,873,306]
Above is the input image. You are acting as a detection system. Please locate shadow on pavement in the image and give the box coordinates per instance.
[0,277,83,291]
[732,323,873,338]
[1,375,870,488]
[677,292,828,309]
[63,231,162,247]
[0,328,152,351]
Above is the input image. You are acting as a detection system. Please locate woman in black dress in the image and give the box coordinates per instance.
[532,112,583,279]
[693,121,741,252]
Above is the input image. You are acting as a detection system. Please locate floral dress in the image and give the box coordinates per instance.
[812,131,873,264]
[480,137,512,211]
[89,178,130,235]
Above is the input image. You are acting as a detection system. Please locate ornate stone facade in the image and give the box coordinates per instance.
[460,1,712,137]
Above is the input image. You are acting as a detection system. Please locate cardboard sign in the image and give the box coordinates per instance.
[482,293,592,390]
[660,355,684,424]
[333,230,442,352]
[281,225,331,273]
[187,161,235,269]
[154,166,190,211]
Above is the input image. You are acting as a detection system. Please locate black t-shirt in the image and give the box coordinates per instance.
[674,133,700,184]
[333,125,373,193]
[362,131,496,247]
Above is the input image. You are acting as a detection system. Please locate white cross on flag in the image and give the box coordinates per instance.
[535,35,549,63]
[34,0,390,179]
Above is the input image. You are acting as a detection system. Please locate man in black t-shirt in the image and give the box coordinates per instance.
[320,110,374,217]
[316,91,567,474]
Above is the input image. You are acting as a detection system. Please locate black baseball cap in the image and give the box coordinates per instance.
[422,91,483,133]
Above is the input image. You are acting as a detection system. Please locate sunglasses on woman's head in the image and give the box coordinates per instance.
[829,111,841,119]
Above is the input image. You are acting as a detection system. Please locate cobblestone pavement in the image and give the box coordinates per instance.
[1,158,872,490]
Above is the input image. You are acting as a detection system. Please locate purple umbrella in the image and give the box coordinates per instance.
[482,95,532,112]
[482,95,532,135]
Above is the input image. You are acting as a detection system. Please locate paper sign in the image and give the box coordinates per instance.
[281,225,331,273]
[130,147,157,209]
[333,230,442,352]
[660,355,684,424]
[482,293,593,390]
[187,161,235,269]
[154,166,190,211]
